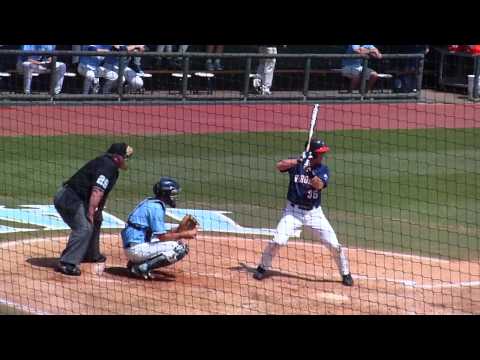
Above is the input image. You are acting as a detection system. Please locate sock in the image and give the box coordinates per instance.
[260,242,281,270]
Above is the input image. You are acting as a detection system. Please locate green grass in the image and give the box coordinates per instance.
[0,128,478,260]
[0,304,30,315]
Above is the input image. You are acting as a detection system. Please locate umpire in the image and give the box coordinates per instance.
[53,143,134,276]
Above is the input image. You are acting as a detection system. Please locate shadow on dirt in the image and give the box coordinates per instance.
[231,262,339,284]
[26,257,58,269]
[104,266,177,282]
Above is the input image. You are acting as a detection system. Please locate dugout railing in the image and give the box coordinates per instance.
[0,49,426,102]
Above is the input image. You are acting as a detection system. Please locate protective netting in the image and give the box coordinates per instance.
[0,48,479,314]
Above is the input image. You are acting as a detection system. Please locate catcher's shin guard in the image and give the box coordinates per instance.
[146,243,189,271]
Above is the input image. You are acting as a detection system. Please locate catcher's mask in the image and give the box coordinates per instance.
[153,177,181,207]
[107,143,134,170]
[305,138,330,159]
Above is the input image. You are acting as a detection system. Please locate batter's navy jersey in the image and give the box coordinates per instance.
[121,198,167,248]
[285,162,330,208]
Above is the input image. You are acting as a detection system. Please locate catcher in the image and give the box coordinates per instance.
[121,177,198,279]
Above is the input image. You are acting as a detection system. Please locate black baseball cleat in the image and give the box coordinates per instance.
[82,254,107,263]
[342,273,354,286]
[253,266,267,280]
[55,262,81,276]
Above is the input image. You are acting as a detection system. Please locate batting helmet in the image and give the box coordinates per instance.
[306,138,330,157]
[153,177,181,208]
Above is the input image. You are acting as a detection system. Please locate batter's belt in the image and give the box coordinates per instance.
[289,202,319,211]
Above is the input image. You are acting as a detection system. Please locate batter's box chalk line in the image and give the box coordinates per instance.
[354,275,480,289]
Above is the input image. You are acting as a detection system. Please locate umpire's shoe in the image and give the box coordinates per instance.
[342,273,354,286]
[55,262,81,276]
[253,265,267,280]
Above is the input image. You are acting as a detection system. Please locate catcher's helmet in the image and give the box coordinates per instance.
[153,177,181,207]
[305,138,330,157]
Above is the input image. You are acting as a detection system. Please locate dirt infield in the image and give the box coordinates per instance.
[0,235,478,315]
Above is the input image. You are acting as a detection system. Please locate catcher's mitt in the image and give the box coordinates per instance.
[176,214,199,232]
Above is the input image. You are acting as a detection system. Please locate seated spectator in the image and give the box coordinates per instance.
[341,45,382,93]
[103,45,144,94]
[129,45,147,75]
[253,45,277,95]
[77,45,118,94]
[393,45,429,93]
[16,45,66,95]
[448,45,480,54]
[205,45,224,71]
[155,45,189,69]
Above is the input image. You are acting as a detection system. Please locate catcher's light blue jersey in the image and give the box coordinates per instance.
[286,162,329,208]
[121,198,167,247]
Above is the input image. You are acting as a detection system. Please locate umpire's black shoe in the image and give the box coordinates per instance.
[82,254,107,263]
[56,262,81,276]
[253,266,267,280]
[342,273,354,286]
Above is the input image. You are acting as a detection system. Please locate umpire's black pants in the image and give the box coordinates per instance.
[53,186,102,266]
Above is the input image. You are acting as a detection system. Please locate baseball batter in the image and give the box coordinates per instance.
[253,138,354,286]
[121,177,197,280]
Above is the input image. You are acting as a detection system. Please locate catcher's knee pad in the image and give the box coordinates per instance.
[172,242,189,263]
[146,243,189,271]
[145,254,171,270]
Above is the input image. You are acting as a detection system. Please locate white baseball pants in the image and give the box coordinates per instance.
[124,240,187,265]
[77,63,118,94]
[256,46,277,89]
[16,60,66,94]
[260,201,350,276]
[103,64,143,93]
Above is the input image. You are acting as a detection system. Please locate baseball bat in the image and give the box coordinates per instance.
[303,104,320,168]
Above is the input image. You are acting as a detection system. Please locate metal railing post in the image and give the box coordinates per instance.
[117,53,126,100]
[438,51,445,89]
[182,56,190,99]
[0,49,432,102]
[360,57,369,98]
[49,56,57,99]
[473,56,480,100]
[416,54,425,100]
[243,57,252,100]
[303,57,311,100]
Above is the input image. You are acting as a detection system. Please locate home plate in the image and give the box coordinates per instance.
[317,292,350,303]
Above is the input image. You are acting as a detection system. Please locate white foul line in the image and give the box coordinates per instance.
[354,275,480,289]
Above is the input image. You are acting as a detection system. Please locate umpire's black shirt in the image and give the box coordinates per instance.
[64,154,119,204]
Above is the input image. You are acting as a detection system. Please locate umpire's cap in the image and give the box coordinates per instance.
[107,143,133,158]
